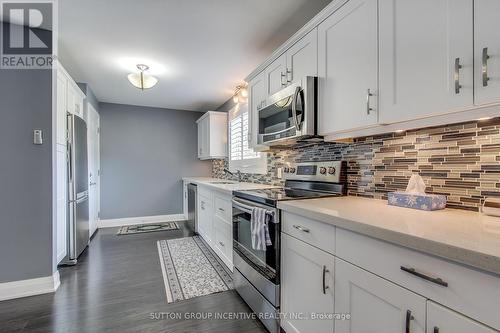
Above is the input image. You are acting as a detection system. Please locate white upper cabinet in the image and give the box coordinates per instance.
[427,301,497,333]
[379,0,474,124]
[318,0,378,134]
[196,111,227,160]
[474,0,500,106]
[281,233,335,333]
[335,258,426,333]
[286,28,318,86]
[248,71,269,151]
[265,53,287,96]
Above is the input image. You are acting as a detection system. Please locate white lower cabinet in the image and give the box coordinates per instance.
[196,186,233,270]
[281,233,334,333]
[56,144,67,264]
[427,301,497,333]
[334,258,426,333]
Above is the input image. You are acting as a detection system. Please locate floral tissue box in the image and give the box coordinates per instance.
[388,192,447,211]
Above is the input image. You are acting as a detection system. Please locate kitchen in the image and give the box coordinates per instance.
[1,0,500,333]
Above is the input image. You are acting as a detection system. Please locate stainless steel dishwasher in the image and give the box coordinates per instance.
[187,183,197,233]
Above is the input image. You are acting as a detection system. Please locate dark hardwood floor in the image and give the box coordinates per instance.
[0,223,267,333]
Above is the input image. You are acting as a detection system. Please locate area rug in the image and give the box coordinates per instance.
[157,236,233,303]
[117,222,180,235]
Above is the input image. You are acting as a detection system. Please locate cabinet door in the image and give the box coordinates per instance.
[265,53,287,96]
[286,28,318,86]
[197,119,204,158]
[56,144,67,263]
[318,0,378,134]
[197,195,213,244]
[202,117,210,158]
[379,0,473,124]
[427,301,497,333]
[56,72,68,145]
[474,0,500,105]
[281,234,335,333]
[248,71,269,151]
[335,258,426,333]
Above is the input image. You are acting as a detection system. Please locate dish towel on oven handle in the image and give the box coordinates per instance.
[251,207,274,251]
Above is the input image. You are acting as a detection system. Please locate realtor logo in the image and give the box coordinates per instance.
[1,1,54,69]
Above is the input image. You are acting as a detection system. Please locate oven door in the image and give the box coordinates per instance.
[232,197,280,285]
[258,76,316,146]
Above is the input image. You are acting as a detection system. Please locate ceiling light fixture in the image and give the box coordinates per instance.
[233,84,248,104]
[127,64,158,90]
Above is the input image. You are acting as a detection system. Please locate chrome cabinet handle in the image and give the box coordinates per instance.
[482,47,490,87]
[218,208,225,212]
[400,266,448,287]
[281,72,286,87]
[293,225,310,233]
[454,58,462,94]
[286,68,292,83]
[322,265,330,294]
[219,241,225,247]
[405,310,414,333]
[433,327,439,333]
[366,89,374,115]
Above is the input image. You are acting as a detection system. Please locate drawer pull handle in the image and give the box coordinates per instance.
[406,310,414,333]
[218,208,225,212]
[322,265,330,294]
[293,225,310,233]
[433,327,439,333]
[400,266,448,287]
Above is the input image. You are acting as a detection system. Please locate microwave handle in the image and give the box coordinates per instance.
[263,125,296,137]
[291,86,302,131]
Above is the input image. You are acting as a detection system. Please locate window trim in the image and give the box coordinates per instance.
[228,103,267,175]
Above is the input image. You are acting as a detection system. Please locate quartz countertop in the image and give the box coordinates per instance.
[278,196,500,275]
[183,177,277,194]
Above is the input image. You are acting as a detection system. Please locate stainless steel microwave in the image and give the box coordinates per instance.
[257,76,318,146]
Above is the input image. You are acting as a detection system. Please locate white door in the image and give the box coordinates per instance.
[56,72,67,146]
[379,0,473,124]
[197,194,213,244]
[318,0,378,135]
[281,234,335,333]
[56,144,67,263]
[474,0,500,106]
[248,71,269,151]
[87,104,100,237]
[427,301,497,333]
[286,28,318,86]
[335,258,426,333]
[265,53,287,96]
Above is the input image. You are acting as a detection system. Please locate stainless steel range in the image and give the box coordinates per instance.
[231,161,346,333]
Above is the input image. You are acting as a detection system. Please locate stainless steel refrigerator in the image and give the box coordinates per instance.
[64,113,89,265]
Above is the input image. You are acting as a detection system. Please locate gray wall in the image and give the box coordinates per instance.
[0,62,54,281]
[216,97,236,113]
[99,103,212,219]
[77,82,99,112]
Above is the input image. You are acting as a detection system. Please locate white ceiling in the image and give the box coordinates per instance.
[58,0,331,111]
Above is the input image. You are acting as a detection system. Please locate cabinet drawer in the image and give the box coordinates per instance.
[214,216,233,267]
[336,228,500,330]
[214,194,231,223]
[198,186,213,202]
[282,212,335,255]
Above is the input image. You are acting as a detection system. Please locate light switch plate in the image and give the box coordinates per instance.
[33,129,43,145]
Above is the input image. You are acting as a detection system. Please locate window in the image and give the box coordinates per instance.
[228,103,267,174]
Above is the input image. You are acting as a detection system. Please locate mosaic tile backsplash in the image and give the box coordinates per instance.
[212,118,500,211]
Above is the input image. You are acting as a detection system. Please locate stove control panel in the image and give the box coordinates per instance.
[283,161,343,183]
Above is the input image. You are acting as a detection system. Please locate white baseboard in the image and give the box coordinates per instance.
[0,271,60,302]
[98,214,186,228]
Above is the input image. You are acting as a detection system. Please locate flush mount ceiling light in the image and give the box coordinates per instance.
[233,84,248,104]
[127,64,158,90]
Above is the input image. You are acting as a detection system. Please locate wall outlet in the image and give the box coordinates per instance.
[33,129,43,145]
[277,167,283,179]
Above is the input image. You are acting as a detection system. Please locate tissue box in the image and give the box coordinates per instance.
[388,192,446,211]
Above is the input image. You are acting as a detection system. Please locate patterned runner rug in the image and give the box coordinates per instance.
[117,222,180,235]
[157,236,233,303]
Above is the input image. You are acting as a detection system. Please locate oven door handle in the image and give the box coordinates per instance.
[291,86,302,131]
[232,199,255,215]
